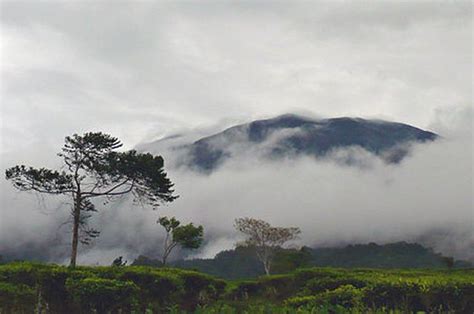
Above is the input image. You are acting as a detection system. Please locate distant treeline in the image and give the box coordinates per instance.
[1,242,470,281]
[131,242,472,280]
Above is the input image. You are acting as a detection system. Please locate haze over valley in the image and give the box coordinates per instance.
[0,1,472,267]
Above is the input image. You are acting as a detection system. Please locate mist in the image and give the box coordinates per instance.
[1,108,471,265]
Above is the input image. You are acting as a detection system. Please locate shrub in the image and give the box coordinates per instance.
[302,276,367,294]
[285,295,318,308]
[286,285,363,309]
[362,280,423,311]
[119,267,182,312]
[0,281,36,313]
[227,280,263,300]
[66,277,138,313]
[179,271,226,310]
[259,274,295,299]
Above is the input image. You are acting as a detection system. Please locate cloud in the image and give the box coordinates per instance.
[3,107,471,265]
[0,1,471,265]
[1,1,471,153]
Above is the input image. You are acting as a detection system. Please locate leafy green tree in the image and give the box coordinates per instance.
[234,217,301,275]
[158,216,204,265]
[5,132,177,267]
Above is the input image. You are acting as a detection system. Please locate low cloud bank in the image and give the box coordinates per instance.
[0,110,472,265]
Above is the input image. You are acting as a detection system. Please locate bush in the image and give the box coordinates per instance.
[65,277,138,313]
[259,274,295,299]
[179,271,226,310]
[317,285,364,308]
[0,262,228,313]
[0,281,36,313]
[227,280,263,300]
[286,285,363,309]
[302,276,367,294]
[118,267,182,312]
[285,295,318,308]
[363,280,425,311]
[0,263,473,313]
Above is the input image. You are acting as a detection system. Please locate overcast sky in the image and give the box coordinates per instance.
[0,0,472,155]
[0,1,472,264]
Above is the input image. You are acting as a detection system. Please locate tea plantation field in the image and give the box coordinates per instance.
[0,262,472,313]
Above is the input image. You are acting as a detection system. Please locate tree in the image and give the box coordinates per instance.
[5,132,177,267]
[131,255,163,267]
[271,247,312,274]
[234,217,301,275]
[158,216,204,265]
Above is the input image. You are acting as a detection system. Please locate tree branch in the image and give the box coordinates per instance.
[83,179,133,197]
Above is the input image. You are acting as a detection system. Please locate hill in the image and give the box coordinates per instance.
[133,242,472,280]
[144,114,438,172]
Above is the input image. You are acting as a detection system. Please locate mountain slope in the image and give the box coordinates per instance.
[178,114,437,171]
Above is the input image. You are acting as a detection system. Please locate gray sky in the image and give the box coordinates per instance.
[0,0,472,154]
[0,1,472,264]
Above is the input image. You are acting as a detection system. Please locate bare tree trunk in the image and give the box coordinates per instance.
[259,247,272,275]
[162,232,171,266]
[70,194,81,268]
[263,260,271,275]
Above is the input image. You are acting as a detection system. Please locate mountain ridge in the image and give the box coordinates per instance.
[139,114,438,172]
[168,114,438,171]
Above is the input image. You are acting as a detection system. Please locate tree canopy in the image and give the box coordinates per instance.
[5,132,177,267]
[158,216,204,265]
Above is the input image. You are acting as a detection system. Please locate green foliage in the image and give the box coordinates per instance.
[271,247,312,274]
[5,131,178,268]
[174,223,204,249]
[0,262,226,313]
[118,267,181,311]
[227,267,474,313]
[0,282,36,313]
[159,216,181,232]
[174,242,471,280]
[0,262,472,313]
[308,242,467,269]
[159,216,204,249]
[66,277,138,313]
[159,216,204,265]
[174,246,263,279]
[314,284,363,308]
[5,165,73,194]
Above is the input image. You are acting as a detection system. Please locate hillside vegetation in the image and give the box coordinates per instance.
[171,242,470,280]
[1,262,472,313]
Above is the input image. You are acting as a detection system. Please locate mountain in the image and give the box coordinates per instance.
[146,114,438,172]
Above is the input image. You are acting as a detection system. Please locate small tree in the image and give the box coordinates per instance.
[5,132,177,267]
[158,216,204,265]
[234,217,301,275]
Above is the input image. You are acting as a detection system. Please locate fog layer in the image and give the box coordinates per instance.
[2,110,471,265]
